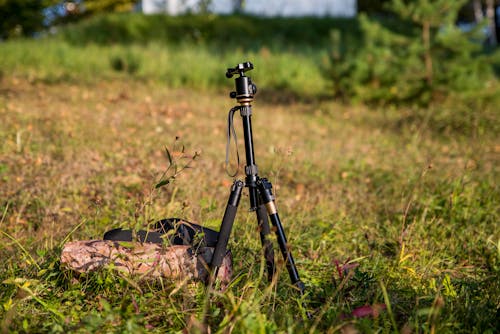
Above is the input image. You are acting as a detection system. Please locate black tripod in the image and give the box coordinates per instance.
[209,62,306,297]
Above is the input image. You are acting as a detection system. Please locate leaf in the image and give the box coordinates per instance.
[2,277,36,285]
[442,274,457,298]
[155,179,170,189]
[164,146,173,165]
[3,298,12,311]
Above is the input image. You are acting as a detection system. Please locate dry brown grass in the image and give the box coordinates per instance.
[1,75,497,241]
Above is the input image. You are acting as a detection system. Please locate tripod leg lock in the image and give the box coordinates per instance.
[257,178,275,202]
[239,105,252,116]
[244,164,258,177]
[228,180,244,207]
[265,201,277,215]
[257,178,278,215]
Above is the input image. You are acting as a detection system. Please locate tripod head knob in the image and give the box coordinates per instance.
[227,62,257,104]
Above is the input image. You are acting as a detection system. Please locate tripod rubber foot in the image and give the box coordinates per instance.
[295,280,306,295]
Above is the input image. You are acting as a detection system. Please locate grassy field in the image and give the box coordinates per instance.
[1,75,498,333]
[0,13,349,99]
[0,13,499,334]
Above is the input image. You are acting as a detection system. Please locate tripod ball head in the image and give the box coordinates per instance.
[227,62,257,104]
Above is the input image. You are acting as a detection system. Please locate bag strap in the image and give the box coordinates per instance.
[103,218,219,247]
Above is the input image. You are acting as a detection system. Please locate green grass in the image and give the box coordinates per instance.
[1,13,352,98]
[0,38,328,99]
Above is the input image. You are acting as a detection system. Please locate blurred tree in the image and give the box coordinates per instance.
[0,0,56,39]
[0,0,137,38]
[327,0,498,105]
[233,0,245,13]
[473,0,484,21]
[357,0,391,14]
[44,0,138,26]
[485,0,497,45]
[460,1,499,45]
[196,0,212,13]
[62,0,135,19]
[389,0,468,85]
[81,0,135,14]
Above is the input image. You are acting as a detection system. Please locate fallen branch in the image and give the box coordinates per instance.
[60,240,232,285]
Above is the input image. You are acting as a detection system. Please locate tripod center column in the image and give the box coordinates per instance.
[240,105,260,209]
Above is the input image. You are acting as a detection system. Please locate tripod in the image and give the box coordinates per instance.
[209,62,306,297]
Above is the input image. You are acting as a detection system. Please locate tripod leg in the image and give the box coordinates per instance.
[210,180,244,275]
[255,202,275,282]
[257,178,306,295]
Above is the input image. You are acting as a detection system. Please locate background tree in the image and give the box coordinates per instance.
[83,0,135,13]
[461,0,499,45]
[473,0,485,21]
[389,0,468,85]
[357,0,391,14]
[0,0,137,38]
[485,0,497,46]
[327,0,498,105]
[233,0,245,13]
[0,0,57,39]
[62,0,136,20]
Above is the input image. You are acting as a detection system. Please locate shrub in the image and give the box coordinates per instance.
[326,1,500,106]
[109,50,140,74]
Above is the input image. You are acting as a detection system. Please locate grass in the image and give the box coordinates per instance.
[0,12,499,333]
[1,13,348,98]
[0,74,498,332]
[0,38,329,99]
